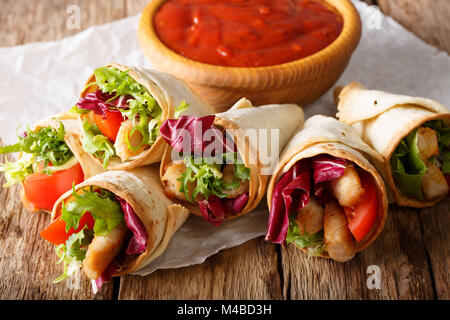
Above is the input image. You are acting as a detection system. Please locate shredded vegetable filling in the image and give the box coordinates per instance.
[390,120,450,201]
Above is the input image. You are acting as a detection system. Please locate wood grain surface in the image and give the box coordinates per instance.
[377,0,450,53]
[0,0,448,300]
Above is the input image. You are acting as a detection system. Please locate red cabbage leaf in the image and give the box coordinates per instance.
[266,155,347,244]
[76,89,130,118]
[115,196,148,255]
[266,160,310,244]
[160,115,215,154]
[199,193,249,227]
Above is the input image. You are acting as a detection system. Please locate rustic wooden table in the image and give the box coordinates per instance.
[0,0,448,300]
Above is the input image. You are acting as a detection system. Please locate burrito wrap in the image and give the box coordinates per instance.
[51,165,189,275]
[160,101,304,218]
[80,63,213,170]
[267,115,388,255]
[336,82,450,207]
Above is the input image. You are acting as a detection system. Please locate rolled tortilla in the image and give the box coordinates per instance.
[267,115,388,258]
[336,82,450,207]
[79,63,213,170]
[20,113,104,213]
[51,164,190,278]
[160,99,304,220]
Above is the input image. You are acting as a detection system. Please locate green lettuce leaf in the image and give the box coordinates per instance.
[286,214,325,256]
[222,152,250,189]
[0,153,34,187]
[92,66,163,151]
[61,186,123,236]
[54,228,94,283]
[81,120,115,168]
[68,105,90,117]
[0,123,74,186]
[0,122,73,168]
[0,143,22,154]
[174,101,189,118]
[180,155,224,202]
[390,129,427,200]
[178,152,250,202]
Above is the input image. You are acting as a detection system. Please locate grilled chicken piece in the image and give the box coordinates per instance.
[82,222,129,279]
[221,164,250,198]
[324,201,355,262]
[417,127,439,163]
[329,163,365,207]
[162,160,195,201]
[114,120,148,162]
[295,196,324,235]
[422,163,449,200]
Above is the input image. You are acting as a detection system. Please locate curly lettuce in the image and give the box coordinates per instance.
[0,123,74,186]
[54,186,126,283]
[61,186,124,236]
[74,67,190,155]
[286,214,325,257]
[90,66,163,151]
[81,120,115,168]
[54,228,94,283]
[0,153,34,187]
[178,152,250,202]
[179,155,224,202]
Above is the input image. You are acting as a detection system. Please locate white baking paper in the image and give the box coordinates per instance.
[0,1,449,276]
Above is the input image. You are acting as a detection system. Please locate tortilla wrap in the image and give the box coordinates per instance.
[160,100,304,219]
[20,113,105,213]
[335,82,450,207]
[79,63,213,170]
[267,115,388,256]
[51,164,190,276]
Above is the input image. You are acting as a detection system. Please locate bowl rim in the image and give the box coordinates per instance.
[138,0,361,87]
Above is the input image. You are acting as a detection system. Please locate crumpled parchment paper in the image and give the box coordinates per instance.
[0,1,448,276]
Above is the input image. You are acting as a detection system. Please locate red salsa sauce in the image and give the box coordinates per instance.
[154,0,343,67]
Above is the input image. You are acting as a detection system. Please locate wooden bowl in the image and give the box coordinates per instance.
[137,0,362,113]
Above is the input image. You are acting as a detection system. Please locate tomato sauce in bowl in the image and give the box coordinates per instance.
[153,0,343,67]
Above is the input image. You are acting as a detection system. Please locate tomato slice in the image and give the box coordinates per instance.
[94,110,124,143]
[23,163,84,212]
[344,170,378,242]
[40,212,95,245]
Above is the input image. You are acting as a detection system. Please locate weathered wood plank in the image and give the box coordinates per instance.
[282,205,435,299]
[419,198,450,300]
[119,238,282,300]
[378,0,450,53]
[124,0,150,16]
[0,0,144,47]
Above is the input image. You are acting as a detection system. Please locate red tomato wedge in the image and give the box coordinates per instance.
[23,163,84,212]
[40,212,95,245]
[94,110,124,143]
[344,171,378,242]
